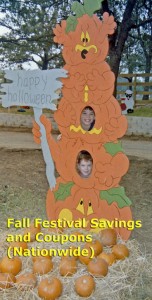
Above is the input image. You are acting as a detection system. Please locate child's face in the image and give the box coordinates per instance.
[80,109,95,130]
[77,159,93,178]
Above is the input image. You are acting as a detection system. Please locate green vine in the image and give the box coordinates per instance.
[66,0,104,33]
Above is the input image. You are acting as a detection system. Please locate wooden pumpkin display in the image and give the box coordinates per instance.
[46,181,132,240]
[33,2,132,240]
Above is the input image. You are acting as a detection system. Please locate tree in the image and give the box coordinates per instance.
[0,0,152,93]
[101,0,152,94]
[136,1,152,100]
[0,0,71,69]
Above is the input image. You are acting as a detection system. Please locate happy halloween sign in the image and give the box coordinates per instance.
[2,69,67,110]
[1,69,67,190]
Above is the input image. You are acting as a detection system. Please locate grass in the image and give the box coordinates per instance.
[0,102,152,117]
[130,107,152,117]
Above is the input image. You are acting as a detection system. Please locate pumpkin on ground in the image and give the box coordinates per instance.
[75,275,95,297]
[99,228,117,246]
[24,222,41,242]
[33,258,53,275]
[0,273,16,289]
[112,244,129,260]
[87,257,108,277]
[59,257,77,276]
[98,252,116,266]
[79,246,93,265]
[0,256,22,276]
[16,273,37,290]
[10,241,28,251]
[84,239,103,256]
[38,277,62,300]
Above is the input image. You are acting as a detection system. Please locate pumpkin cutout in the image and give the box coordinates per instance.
[54,96,128,143]
[32,4,133,241]
[40,116,129,189]
[46,180,132,240]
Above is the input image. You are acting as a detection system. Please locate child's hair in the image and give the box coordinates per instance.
[77,150,93,164]
[81,106,95,113]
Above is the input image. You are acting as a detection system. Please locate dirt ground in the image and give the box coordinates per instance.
[0,148,152,254]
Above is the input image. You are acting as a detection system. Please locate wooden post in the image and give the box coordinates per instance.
[133,74,137,106]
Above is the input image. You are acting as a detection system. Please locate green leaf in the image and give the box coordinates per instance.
[84,0,104,16]
[71,1,86,18]
[54,182,74,201]
[100,187,132,208]
[66,15,78,33]
[104,141,124,156]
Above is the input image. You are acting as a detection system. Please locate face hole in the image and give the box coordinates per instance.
[80,106,95,131]
[76,150,93,179]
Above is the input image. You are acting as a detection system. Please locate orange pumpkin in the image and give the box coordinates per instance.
[85,239,103,256]
[0,273,16,289]
[87,257,108,277]
[79,247,93,265]
[55,97,127,143]
[59,257,77,276]
[75,275,95,297]
[0,256,22,276]
[24,222,41,242]
[38,277,62,300]
[98,252,116,266]
[112,244,129,260]
[99,228,117,246]
[16,273,37,290]
[10,241,28,251]
[33,258,53,275]
[32,255,52,262]
[54,13,116,65]
[46,181,132,240]
[39,8,132,244]
[40,116,129,190]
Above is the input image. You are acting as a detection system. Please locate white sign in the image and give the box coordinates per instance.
[1,69,68,190]
[2,69,67,110]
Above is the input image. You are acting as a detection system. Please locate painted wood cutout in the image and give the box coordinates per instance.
[46,178,132,240]
[1,69,67,188]
[43,2,133,240]
[54,96,128,143]
[1,1,133,240]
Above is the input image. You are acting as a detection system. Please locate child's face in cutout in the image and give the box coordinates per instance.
[80,108,95,130]
[77,159,93,178]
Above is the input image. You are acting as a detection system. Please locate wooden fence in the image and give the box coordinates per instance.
[117,73,152,103]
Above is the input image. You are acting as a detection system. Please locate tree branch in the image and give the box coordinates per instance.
[131,17,152,29]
